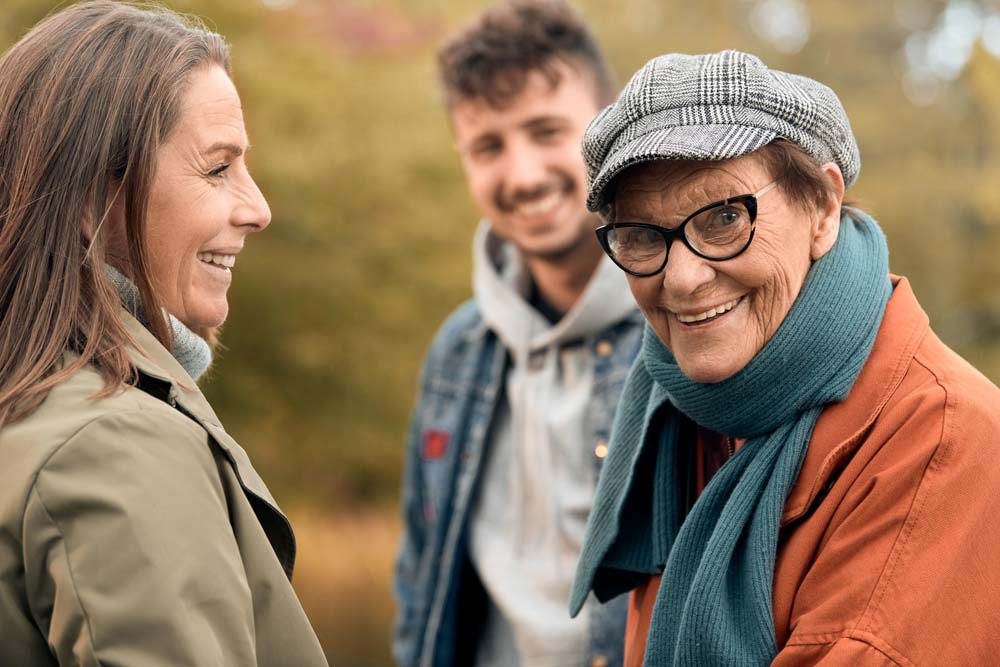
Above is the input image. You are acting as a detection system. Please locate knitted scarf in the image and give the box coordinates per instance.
[569,211,892,666]
[106,265,213,381]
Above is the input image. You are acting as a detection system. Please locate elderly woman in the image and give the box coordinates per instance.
[569,51,1000,666]
[0,3,327,665]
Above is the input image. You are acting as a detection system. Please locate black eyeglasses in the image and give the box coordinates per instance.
[595,181,777,277]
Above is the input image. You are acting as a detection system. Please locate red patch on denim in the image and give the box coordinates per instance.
[422,430,450,460]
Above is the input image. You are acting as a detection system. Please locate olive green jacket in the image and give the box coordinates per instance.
[0,312,329,666]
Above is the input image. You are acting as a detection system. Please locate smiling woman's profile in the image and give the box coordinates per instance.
[0,3,327,665]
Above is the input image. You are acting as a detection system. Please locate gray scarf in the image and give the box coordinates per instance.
[105,265,213,381]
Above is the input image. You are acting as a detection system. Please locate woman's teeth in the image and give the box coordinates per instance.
[677,297,742,324]
[197,252,235,269]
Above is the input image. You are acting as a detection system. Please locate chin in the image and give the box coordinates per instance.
[523,229,590,261]
[181,304,229,331]
[676,357,743,385]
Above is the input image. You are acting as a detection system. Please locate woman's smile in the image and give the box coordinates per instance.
[671,295,745,327]
[196,251,237,271]
[613,154,837,383]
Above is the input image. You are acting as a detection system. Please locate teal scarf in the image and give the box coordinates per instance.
[570,211,892,666]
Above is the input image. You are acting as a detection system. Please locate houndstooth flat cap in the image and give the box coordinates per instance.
[584,50,860,212]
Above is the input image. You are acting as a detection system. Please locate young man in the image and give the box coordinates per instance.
[393,2,643,666]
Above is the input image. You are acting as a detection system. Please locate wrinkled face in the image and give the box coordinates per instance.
[612,153,839,383]
[450,60,602,260]
[143,65,271,330]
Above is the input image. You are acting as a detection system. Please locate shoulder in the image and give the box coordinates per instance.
[29,406,218,507]
[422,299,491,370]
[843,327,1000,516]
[17,405,227,567]
[912,328,1000,419]
[868,277,1000,453]
[824,334,1000,663]
[781,332,1000,663]
[880,328,1000,455]
[903,331,1000,491]
[0,367,213,515]
[853,330,1000,521]
[431,299,484,346]
[5,361,201,446]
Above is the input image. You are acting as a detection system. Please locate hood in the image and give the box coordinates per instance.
[472,221,637,355]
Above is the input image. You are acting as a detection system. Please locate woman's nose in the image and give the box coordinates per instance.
[234,173,271,232]
[661,237,716,294]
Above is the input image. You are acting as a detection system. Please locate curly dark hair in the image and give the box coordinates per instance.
[437,0,615,109]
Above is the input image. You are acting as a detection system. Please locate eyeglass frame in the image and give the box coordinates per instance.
[595,181,778,277]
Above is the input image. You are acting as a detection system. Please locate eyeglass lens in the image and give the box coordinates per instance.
[605,198,754,275]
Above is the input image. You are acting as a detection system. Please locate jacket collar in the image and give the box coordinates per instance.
[121,312,289,537]
[781,276,929,525]
[122,310,217,419]
[472,221,637,355]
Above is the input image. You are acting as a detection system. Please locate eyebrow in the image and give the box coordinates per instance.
[203,141,251,158]
[522,115,568,130]
[462,115,569,151]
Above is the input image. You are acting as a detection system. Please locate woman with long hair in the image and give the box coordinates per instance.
[0,3,328,664]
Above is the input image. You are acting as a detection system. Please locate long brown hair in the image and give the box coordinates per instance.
[0,1,230,426]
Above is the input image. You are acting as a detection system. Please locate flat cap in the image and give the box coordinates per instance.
[584,50,860,211]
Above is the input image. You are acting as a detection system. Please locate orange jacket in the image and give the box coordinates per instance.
[771,276,1000,665]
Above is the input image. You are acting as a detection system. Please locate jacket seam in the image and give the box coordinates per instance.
[17,406,191,548]
[27,484,104,666]
[853,358,947,658]
[785,629,912,666]
[20,408,206,552]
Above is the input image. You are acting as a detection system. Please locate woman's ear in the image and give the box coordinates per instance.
[80,180,125,245]
[810,162,846,261]
[81,201,97,245]
[83,181,127,259]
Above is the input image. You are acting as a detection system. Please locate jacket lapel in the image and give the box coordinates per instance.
[122,311,297,576]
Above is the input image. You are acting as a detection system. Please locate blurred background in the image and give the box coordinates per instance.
[4,0,1000,663]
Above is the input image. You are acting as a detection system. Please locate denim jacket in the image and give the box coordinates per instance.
[393,298,645,667]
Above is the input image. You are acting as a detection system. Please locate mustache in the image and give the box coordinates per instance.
[494,175,574,212]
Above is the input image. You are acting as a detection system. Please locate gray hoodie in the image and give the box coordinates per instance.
[468,222,637,667]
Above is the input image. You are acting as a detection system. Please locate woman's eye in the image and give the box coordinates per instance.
[712,207,743,226]
[208,163,230,177]
[699,206,746,232]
